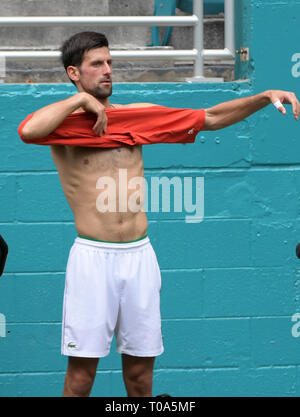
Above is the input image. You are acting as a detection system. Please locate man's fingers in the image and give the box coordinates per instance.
[285,93,299,120]
[273,99,286,114]
[93,122,103,136]
[279,105,287,115]
[274,98,300,120]
[92,120,101,135]
[281,92,300,120]
[93,113,107,136]
[103,118,108,134]
[102,112,108,134]
[292,97,300,120]
[270,91,300,121]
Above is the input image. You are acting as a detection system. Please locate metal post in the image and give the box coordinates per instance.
[224,0,235,57]
[187,0,224,82]
[193,0,204,79]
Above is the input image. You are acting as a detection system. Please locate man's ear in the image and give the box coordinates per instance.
[67,66,80,83]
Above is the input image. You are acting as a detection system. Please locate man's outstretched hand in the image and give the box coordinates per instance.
[204,89,300,131]
[267,90,300,120]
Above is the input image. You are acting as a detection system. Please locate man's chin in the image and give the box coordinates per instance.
[101,88,112,99]
[88,86,113,100]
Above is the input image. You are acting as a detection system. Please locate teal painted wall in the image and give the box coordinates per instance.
[1,0,300,397]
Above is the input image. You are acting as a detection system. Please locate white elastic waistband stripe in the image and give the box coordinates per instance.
[75,235,150,249]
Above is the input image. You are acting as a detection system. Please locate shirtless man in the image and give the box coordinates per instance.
[20,32,300,397]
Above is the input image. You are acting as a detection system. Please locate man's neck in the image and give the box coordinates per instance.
[101,99,111,109]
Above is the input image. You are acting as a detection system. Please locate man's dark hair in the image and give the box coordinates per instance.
[60,31,109,84]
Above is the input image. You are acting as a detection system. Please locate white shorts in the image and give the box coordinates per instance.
[61,235,164,358]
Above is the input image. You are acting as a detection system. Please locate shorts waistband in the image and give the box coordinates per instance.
[75,234,150,250]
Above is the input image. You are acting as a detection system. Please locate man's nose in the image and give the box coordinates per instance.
[103,62,112,75]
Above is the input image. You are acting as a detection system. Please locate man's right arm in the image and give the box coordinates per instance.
[21,92,107,139]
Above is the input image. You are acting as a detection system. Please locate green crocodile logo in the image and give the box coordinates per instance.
[67,342,77,349]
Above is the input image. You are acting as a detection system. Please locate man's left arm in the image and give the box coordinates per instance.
[203,90,300,131]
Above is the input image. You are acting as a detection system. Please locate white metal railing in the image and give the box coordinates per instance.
[0,0,235,80]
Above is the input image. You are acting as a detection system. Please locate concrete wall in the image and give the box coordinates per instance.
[1,0,300,397]
[0,0,152,49]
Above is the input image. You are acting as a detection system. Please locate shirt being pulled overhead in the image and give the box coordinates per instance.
[18,105,206,148]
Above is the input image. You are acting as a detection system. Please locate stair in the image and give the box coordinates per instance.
[0,0,234,83]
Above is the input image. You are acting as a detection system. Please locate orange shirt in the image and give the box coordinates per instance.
[18,105,206,148]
